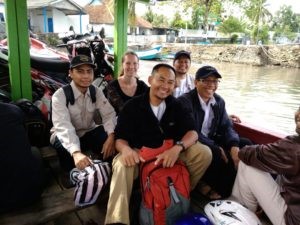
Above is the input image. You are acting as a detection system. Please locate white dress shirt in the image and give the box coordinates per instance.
[50,81,116,155]
[198,94,216,137]
[173,74,195,98]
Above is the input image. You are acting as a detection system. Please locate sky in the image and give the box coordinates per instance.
[135,0,300,17]
[266,0,300,14]
[73,0,300,18]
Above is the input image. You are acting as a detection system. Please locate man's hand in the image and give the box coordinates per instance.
[230,146,240,168]
[73,151,92,170]
[121,148,144,167]
[101,133,115,159]
[230,114,241,123]
[154,145,181,168]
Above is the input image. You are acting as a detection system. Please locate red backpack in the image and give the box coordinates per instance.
[139,140,190,225]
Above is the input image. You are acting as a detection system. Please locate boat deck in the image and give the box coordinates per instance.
[0,146,273,225]
[38,148,108,225]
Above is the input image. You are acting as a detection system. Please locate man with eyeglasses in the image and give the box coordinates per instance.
[178,65,240,200]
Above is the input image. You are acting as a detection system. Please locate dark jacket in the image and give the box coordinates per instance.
[115,89,196,149]
[0,103,44,212]
[178,89,239,151]
[239,135,300,225]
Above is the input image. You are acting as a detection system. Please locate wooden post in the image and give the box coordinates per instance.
[114,0,128,78]
[5,0,31,101]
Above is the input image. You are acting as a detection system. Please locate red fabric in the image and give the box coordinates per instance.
[139,139,173,161]
[139,140,190,225]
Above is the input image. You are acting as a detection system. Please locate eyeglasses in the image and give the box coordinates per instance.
[199,79,220,85]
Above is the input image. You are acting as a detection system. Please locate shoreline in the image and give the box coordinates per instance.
[162,43,300,68]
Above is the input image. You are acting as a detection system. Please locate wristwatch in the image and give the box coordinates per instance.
[175,141,185,152]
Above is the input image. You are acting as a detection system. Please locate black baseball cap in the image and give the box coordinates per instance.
[195,65,222,80]
[174,50,191,61]
[70,55,96,69]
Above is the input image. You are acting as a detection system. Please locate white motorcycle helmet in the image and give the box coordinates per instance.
[204,200,262,225]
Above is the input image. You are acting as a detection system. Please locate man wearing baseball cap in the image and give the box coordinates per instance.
[173,50,195,97]
[178,65,240,199]
[50,55,116,187]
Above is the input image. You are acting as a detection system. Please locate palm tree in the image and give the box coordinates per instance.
[128,1,136,34]
[244,0,272,43]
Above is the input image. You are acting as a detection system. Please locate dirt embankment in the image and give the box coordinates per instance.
[163,43,300,68]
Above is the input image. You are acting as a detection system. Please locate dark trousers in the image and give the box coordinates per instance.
[52,125,108,172]
[202,137,253,198]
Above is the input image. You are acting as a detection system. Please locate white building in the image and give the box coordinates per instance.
[27,0,89,34]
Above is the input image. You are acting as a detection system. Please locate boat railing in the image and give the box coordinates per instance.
[234,122,286,145]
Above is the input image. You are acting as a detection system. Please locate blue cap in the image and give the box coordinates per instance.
[195,65,222,80]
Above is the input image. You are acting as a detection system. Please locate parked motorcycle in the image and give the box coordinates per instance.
[0,33,114,118]
[57,35,114,90]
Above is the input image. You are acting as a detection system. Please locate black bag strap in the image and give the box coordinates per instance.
[63,84,74,107]
[89,85,96,104]
[62,84,96,107]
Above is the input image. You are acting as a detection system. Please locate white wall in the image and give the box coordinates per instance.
[29,8,89,34]
[29,9,48,33]
[68,14,90,34]
[90,23,114,37]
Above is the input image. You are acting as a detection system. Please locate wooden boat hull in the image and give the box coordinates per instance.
[234,122,286,144]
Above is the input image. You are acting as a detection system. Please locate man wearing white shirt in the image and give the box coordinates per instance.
[178,65,240,199]
[173,50,195,98]
[50,55,116,180]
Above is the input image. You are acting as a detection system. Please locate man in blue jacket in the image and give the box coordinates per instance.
[178,65,240,199]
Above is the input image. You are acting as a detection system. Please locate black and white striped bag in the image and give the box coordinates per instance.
[70,160,111,207]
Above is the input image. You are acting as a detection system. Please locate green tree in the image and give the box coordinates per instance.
[272,5,300,32]
[183,0,222,33]
[191,6,205,29]
[152,14,169,28]
[253,25,270,44]
[128,1,136,34]
[170,11,185,29]
[143,6,154,23]
[218,16,244,36]
[142,7,169,28]
[243,0,272,43]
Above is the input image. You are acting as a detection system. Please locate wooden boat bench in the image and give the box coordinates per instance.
[0,188,88,225]
[0,146,90,225]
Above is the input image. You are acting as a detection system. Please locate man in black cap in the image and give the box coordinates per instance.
[50,55,116,186]
[178,65,240,199]
[173,50,195,97]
